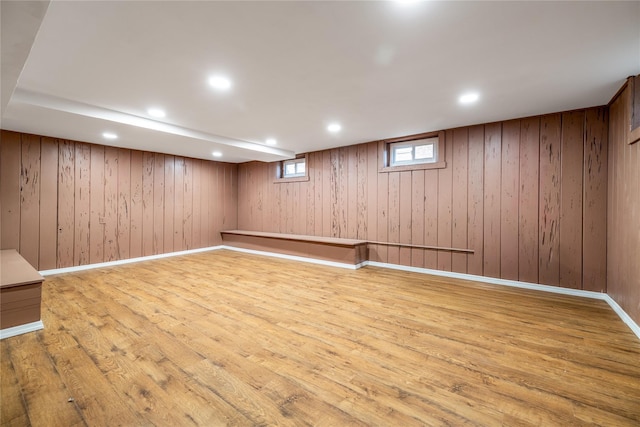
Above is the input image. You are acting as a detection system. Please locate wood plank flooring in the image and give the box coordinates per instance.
[2,250,640,426]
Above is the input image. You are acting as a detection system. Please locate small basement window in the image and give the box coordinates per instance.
[390,137,437,167]
[274,154,310,183]
[379,131,446,172]
[283,158,306,178]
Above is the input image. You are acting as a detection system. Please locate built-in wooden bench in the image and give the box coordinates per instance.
[221,230,368,267]
[1,249,44,339]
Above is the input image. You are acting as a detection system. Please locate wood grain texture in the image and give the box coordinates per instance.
[559,111,584,289]
[57,141,75,268]
[39,138,58,270]
[483,123,502,278]
[398,171,412,266]
[1,131,234,270]
[74,142,91,266]
[451,128,468,274]
[500,120,520,280]
[467,126,484,276]
[19,134,41,268]
[3,251,640,426]
[583,108,608,292]
[608,82,640,325]
[163,155,175,253]
[437,130,453,271]
[539,114,562,286]
[518,117,540,283]
[0,130,21,251]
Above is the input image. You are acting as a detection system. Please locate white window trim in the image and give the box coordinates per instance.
[274,154,310,183]
[390,137,438,167]
[379,131,446,172]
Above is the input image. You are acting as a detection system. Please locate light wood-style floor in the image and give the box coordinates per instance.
[2,250,640,426]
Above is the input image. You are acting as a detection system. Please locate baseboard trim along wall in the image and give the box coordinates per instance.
[0,321,44,340]
[36,247,639,342]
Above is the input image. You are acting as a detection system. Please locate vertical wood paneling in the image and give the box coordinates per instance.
[1,130,21,250]
[377,171,389,263]
[183,158,194,249]
[199,160,210,247]
[117,148,131,260]
[19,134,41,268]
[228,163,238,231]
[347,146,358,238]
[387,172,400,265]
[89,145,105,264]
[518,117,540,283]
[130,150,144,259]
[163,156,175,253]
[366,143,379,261]
[173,157,185,251]
[423,169,438,269]
[305,157,315,235]
[314,152,324,236]
[57,141,75,267]
[583,108,608,292]
[322,151,331,237]
[103,147,119,262]
[483,123,502,278]
[192,159,202,248]
[467,126,484,276]
[39,138,58,270]
[411,169,425,268]
[451,128,468,274]
[210,162,222,245]
[399,171,412,266]
[500,120,520,280]
[142,152,154,256]
[356,144,368,240]
[73,143,91,266]
[559,111,584,289]
[539,114,562,286]
[437,130,453,271]
[338,148,348,237]
[153,153,165,254]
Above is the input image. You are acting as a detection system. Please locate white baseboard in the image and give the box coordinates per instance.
[365,260,640,341]
[39,246,225,276]
[221,245,364,270]
[0,320,44,340]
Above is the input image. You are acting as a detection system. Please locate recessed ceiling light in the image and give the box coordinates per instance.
[265,138,277,145]
[459,92,480,105]
[102,132,118,139]
[208,76,232,91]
[147,108,166,118]
[327,123,342,133]
[212,151,222,158]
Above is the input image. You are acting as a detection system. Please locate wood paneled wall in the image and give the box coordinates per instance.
[0,130,237,270]
[238,107,609,291]
[608,80,640,325]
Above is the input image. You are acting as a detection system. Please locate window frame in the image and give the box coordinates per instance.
[274,154,310,183]
[379,131,446,172]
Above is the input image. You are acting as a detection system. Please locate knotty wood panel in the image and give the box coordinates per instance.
[539,114,562,286]
[103,147,119,262]
[19,134,41,268]
[518,117,540,283]
[39,138,58,270]
[73,143,91,265]
[559,111,584,289]
[467,126,484,276]
[1,130,21,251]
[130,150,143,259]
[163,156,175,253]
[582,108,607,292]
[608,81,640,324]
[57,141,75,268]
[500,120,520,280]
[366,144,379,261]
[483,123,502,278]
[387,171,400,265]
[423,169,438,270]
[437,130,453,272]
[142,152,154,257]
[347,146,358,238]
[411,170,425,268]
[1,131,234,270]
[173,157,185,252]
[356,144,368,240]
[377,171,389,263]
[451,128,468,274]
[399,171,412,266]
[89,144,105,264]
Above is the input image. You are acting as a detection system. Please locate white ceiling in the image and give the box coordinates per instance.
[2,1,639,163]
